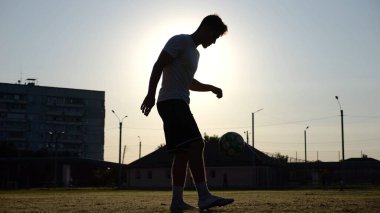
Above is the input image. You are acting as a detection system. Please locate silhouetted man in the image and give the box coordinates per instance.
[141,14,233,211]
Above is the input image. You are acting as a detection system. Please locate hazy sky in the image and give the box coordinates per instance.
[1,0,379,163]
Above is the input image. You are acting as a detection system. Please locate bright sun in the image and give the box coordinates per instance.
[196,39,234,84]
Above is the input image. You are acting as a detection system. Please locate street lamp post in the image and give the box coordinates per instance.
[49,131,64,187]
[138,136,142,159]
[252,108,263,148]
[335,96,345,161]
[304,126,309,163]
[244,131,249,144]
[112,110,127,189]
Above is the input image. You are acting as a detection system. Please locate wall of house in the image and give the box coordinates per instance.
[127,168,172,189]
[206,166,285,189]
[205,167,254,188]
[127,166,286,189]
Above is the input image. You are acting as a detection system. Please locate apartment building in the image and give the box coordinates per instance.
[0,80,105,160]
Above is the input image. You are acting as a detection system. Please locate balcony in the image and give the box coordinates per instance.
[46,115,83,126]
[0,125,28,132]
[0,99,27,104]
[6,136,26,142]
[46,110,84,117]
[46,97,85,108]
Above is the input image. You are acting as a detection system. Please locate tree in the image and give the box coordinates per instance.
[155,133,220,150]
[272,152,289,163]
[203,133,220,143]
[156,143,165,150]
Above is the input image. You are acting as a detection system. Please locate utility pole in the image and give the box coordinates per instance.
[335,96,345,190]
[138,136,142,159]
[118,121,122,187]
[251,108,263,148]
[49,131,64,187]
[112,110,127,189]
[304,126,309,163]
[335,96,345,161]
[244,131,249,144]
[122,145,126,164]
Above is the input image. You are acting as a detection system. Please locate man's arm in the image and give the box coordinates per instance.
[140,50,174,116]
[190,79,223,98]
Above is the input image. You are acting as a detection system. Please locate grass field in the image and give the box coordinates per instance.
[1,188,380,212]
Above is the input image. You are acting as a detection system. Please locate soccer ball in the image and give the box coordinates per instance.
[219,132,245,157]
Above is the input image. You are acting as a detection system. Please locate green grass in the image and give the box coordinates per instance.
[1,188,380,212]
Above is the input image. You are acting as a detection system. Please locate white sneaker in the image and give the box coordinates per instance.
[198,195,234,210]
[170,201,196,212]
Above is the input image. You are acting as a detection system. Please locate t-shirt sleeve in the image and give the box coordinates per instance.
[163,35,185,58]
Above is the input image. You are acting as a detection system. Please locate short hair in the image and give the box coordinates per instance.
[199,14,228,36]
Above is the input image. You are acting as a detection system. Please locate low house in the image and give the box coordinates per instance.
[0,157,124,189]
[287,158,380,186]
[126,140,287,189]
[342,158,380,184]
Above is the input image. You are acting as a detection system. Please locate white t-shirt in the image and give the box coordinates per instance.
[157,34,200,104]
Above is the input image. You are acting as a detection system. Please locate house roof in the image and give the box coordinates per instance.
[343,157,380,168]
[127,140,282,168]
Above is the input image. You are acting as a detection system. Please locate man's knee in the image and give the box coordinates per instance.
[190,139,204,152]
[174,150,189,162]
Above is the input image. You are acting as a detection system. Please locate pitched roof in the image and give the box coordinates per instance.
[127,146,172,168]
[343,157,380,168]
[127,140,282,168]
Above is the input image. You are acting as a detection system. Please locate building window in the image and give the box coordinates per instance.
[147,170,153,179]
[7,113,25,120]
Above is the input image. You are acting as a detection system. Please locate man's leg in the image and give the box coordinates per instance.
[170,151,194,211]
[188,140,234,210]
[188,140,211,199]
[172,151,189,187]
[188,140,206,183]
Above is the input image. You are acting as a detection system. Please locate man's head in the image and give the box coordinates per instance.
[196,14,228,48]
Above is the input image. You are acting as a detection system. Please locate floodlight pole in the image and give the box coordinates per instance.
[49,131,64,187]
[138,136,142,159]
[122,145,126,164]
[244,131,249,144]
[112,110,127,189]
[251,108,263,148]
[335,96,345,190]
[335,96,345,161]
[304,126,309,163]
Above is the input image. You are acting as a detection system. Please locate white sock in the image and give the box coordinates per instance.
[195,182,211,200]
[172,185,184,204]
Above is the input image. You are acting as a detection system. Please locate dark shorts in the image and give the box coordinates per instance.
[157,99,202,153]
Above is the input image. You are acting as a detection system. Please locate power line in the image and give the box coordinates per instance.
[254,136,380,145]
[200,115,337,130]
[104,114,380,132]
[105,126,161,131]
[106,120,380,133]
[256,115,337,127]
[346,115,380,119]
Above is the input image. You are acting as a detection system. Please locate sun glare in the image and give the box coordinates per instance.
[196,39,236,87]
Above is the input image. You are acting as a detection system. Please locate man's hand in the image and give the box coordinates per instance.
[212,87,223,98]
[190,79,223,98]
[141,94,155,116]
[140,50,173,116]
